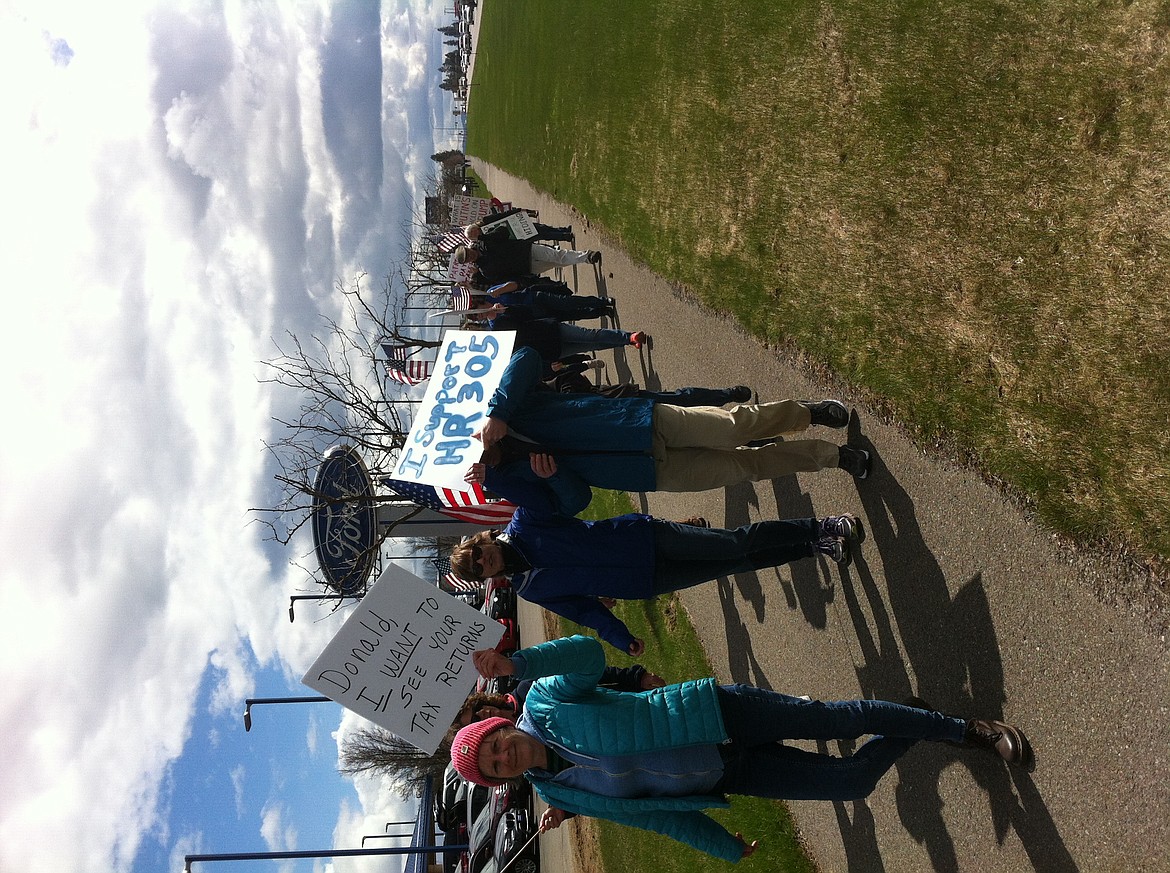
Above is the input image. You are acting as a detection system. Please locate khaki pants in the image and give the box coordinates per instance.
[529,244,592,272]
[652,402,840,492]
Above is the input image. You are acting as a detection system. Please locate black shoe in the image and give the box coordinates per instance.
[729,385,753,403]
[838,445,871,479]
[588,250,603,265]
[821,514,865,543]
[965,719,1035,769]
[802,399,850,427]
[603,296,618,314]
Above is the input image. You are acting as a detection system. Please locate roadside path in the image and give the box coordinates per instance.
[471,160,1169,873]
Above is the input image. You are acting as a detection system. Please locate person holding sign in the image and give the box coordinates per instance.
[483,278,617,322]
[454,239,601,285]
[464,208,575,243]
[449,635,1034,863]
[449,508,862,654]
[465,346,871,516]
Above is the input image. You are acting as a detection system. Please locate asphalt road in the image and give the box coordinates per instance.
[471,161,1170,873]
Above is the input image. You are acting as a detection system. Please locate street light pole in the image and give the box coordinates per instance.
[288,594,361,622]
[184,844,467,872]
[242,696,331,731]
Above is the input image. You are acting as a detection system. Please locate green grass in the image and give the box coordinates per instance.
[569,491,817,872]
[467,0,1170,567]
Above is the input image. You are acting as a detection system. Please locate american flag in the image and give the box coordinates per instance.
[380,342,413,362]
[432,557,480,593]
[382,478,516,526]
[386,359,431,386]
[429,229,471,254]
[449,286,471,310]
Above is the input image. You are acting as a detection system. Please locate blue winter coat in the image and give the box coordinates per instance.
[503,507,656,652]
[485,347,658,512]
[514,635,741,863]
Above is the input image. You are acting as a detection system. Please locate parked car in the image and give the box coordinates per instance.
[459,780,537,873]
[482,576,515,619]
[459,785,497,873]
[434,764,469,833]
[492,806,539,873]
[453,589,484,611]
[486,586,516,623]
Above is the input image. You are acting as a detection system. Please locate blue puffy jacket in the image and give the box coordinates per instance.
[485,347,659,510]
[514,636,743,862]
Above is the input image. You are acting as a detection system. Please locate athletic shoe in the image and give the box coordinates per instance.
[838,445,871,479]
[821,513,865,543]
[816,537,851,566]
[802,399,850,428]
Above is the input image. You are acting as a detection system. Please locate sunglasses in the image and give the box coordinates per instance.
[470,545,487,580]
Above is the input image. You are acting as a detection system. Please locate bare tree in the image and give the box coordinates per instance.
[340,726,450,800]
[252,272,443,589]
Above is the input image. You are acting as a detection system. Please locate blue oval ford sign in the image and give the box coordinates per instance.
[311,445,378,594]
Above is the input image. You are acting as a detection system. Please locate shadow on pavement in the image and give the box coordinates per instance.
[836,419,1077,873]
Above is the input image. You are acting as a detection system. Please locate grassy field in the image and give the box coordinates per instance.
[567,490,817,873]
[466,0,1170,568]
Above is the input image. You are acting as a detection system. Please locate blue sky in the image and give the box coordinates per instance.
[0,1,461,870]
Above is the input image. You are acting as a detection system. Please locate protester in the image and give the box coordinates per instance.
[464,207,574,243]
[450,635,1034,863]
[449,509,864,653]
[454,238,600,285]
[463,346,870,515]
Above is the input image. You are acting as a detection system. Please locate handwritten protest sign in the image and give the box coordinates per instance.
[392,329,515,491]
[302,563,503,754]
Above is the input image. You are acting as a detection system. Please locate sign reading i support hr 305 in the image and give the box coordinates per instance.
[393,329,515,491]
[302,563,503,754]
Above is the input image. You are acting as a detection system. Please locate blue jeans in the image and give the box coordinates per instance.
[712,685,967,801]
[651,518,818,594]
[556,324,630,356]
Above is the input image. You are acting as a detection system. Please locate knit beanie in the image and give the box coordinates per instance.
[451,716,512,786]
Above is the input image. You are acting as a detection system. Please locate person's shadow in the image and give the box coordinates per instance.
[829,419,1077,872]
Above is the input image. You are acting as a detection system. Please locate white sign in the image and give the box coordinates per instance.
[393,329,516,490]
[449,194,500,226]
[480,211,537,240]
[302,564,503,754]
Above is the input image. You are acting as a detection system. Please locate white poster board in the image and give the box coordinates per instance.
[448,194,499,226]
[302,564,503,754]
[392,329,516,490]
[480,211,537,240]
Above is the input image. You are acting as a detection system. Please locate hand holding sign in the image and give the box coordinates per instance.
[472,648,515,678]
[476,416,508,448]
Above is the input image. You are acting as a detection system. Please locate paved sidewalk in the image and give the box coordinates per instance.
[470,159,1170,873]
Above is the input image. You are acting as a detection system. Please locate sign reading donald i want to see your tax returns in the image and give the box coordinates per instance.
[302,564,503,754]
[392,329,515,491]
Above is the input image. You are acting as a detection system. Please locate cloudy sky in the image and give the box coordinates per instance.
[0,1,460,870]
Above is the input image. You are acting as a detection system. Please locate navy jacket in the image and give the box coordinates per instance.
[503,507,656,652]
